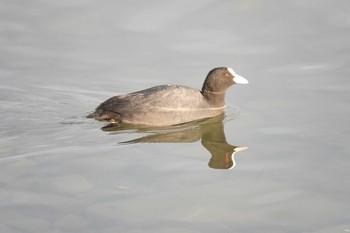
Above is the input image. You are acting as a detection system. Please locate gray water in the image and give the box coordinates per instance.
[1,1,350,232]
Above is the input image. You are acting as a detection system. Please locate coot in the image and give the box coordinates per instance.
[87,67,248,126]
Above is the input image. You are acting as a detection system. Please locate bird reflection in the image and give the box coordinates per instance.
[102,114,247,169]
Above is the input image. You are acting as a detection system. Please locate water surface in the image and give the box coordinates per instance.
[1,1,349,232]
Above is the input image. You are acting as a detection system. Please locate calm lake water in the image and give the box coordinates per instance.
[1,1,350,232]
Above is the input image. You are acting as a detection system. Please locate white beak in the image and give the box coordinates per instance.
[228,67,249,84]
[233,75,249,84]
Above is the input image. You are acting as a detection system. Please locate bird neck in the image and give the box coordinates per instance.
[202,90,226,107]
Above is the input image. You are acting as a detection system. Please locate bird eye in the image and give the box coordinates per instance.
[224,73,230,78]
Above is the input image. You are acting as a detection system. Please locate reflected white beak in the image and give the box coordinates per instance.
[227,67,249,84]
[234,146,248,152]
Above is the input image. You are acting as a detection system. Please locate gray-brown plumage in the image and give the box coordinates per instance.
[87,67,248,126]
